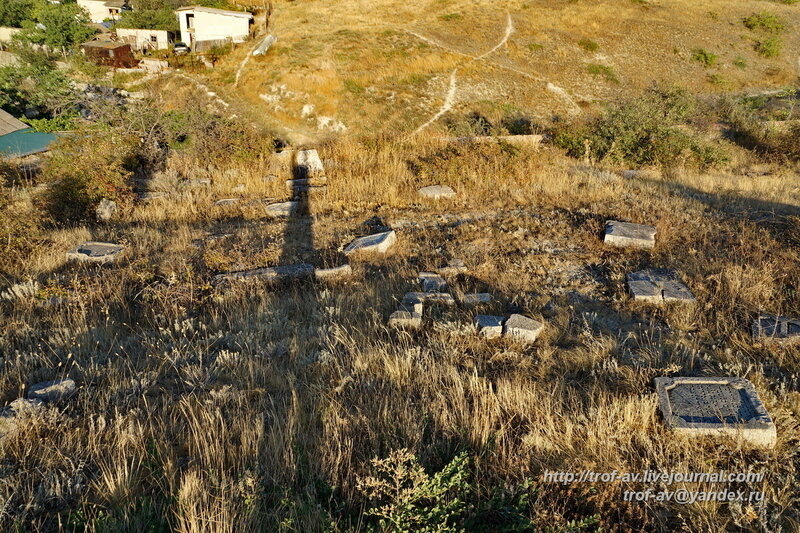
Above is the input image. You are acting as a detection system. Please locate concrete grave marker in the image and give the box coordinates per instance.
[752,315,800,344]
[503,314,544,343]
[655,377,776,448]
[418,272,448,293]
[314,264,353,280]
[214,263,314,284]
[96,198,117,221]
[418,185,456,200]
[344,230,396,255]
[474,315,505,338]
[265,201,299,217]
[627,269,695,303]
[389,309,422,329]
[28,378,76,402]
[66,242,124,264]
[296,149,325,178]
[461,293,492,306]
[604,220,656,249]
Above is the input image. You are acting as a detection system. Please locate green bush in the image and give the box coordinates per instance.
[743,11,786,33]
[691,48,718,67]
[554,84,729,169]
[586,63,619,83]
[755,36,783,57]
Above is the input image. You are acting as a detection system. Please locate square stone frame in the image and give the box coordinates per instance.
[654,377,776,448]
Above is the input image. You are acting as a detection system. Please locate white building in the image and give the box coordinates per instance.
[77,0,127,24]
[116,28,173,51]
[175,6,253,50]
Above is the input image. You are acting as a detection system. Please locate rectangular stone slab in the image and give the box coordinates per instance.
[314,264,352,280]
[265,201,299,217]
[475,315,505,338]
[214,263,314,284]
[295,149,325,177]
[344,231,396,255]
[654,377,776,448]
[388,309,422,329]
[461,293,492,306]
[752,315,800,344]
[503,314,544,343]
[604,220,656,249]
[627,269,695,303]
[418,272,447,293]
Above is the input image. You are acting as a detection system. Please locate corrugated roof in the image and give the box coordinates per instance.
[175,6,252,19]
[0,109,28,137]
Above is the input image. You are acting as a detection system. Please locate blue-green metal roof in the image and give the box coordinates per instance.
[0,128,57,158]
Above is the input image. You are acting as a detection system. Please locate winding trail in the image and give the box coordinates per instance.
[407,12,582,125]
[413,12,515,134]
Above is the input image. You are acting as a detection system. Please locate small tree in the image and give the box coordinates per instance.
[17,3,95,51]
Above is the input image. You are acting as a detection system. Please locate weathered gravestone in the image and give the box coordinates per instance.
[95,198,117,222]
[28,378,76,402]
[403,291,456,306]
[627,269,695,303]
[461,293,492,306]
[654,377,776,448]
[265,201,299,217]
[344,230,396,255]
[66,242,124,264]
[389,305,423,329]
[604,220,656,249]
[418,185,456,200]
[474,315,505,338]
[314,264,353,280]
[438,258,467,276]
[503,314,544,343]
[752,315,800,344]
[296,149,325,178]
[418,272,447,293]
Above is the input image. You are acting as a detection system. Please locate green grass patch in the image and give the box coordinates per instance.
[527,42,544,52]
[587,63,619,83]
[691,48,718,67]
[343,79,366,95]
[734,56,748,69]
[756,36,783,57]
[743,11,786,33]
[578,38,599,52]
[439,12,463,21]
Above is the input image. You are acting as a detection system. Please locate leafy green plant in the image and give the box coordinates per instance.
[691,48,718,67]
[577,38,599,52]
[357,449,471,532]
[734,56,748,69]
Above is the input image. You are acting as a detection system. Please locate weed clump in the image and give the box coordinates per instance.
[555,85,729,170]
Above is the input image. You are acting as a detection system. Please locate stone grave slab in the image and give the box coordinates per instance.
[604,220,656,249]
[28,378,76,402]
[418,185,456,200]
[399,300,424,315]
[627,269,695,303]
[402,292,455,306]
[296,149,325,177]
[388,309,422,329]
[438,259,467,276]
[314,264,352,280]
[655,377,776,448]
[214,263,314,284]
[265,201,299,217]
[503,314,544,343]
[475,315,505,338]
[344,230,396,255]
[419,272,447,293]
[66,242,124,264]
[462,293,492,306]
[752,315,800,344]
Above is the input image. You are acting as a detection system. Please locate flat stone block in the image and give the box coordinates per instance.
[295,149,325,177]
[265,201,299,217]
[314,264,352,280]
[424,292,456,306]
[399,300,424,314]
[604,220,656,249]
[66,242,124,264]
[438,258,467,276]
[475,315,505,338]
[418,272,448,293]
[344,230,396,256]
[503,314,544,343]
[627,269,694,303]
[389,309,422,329]
[28,378,76,402]
[655,377,776,448]
[462,293,492,306]
[214,198,240,206]
[214,263,314,284]
[418,185,456,199]
[752,315,800,344]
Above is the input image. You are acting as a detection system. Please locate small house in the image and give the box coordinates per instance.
[77,0,128,24]
[175,6,253,50]
[116,28,174,51]
[0,109,57,158]
[81,41,138,68]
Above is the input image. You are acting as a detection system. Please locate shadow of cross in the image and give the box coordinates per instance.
[277,148,326,363]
